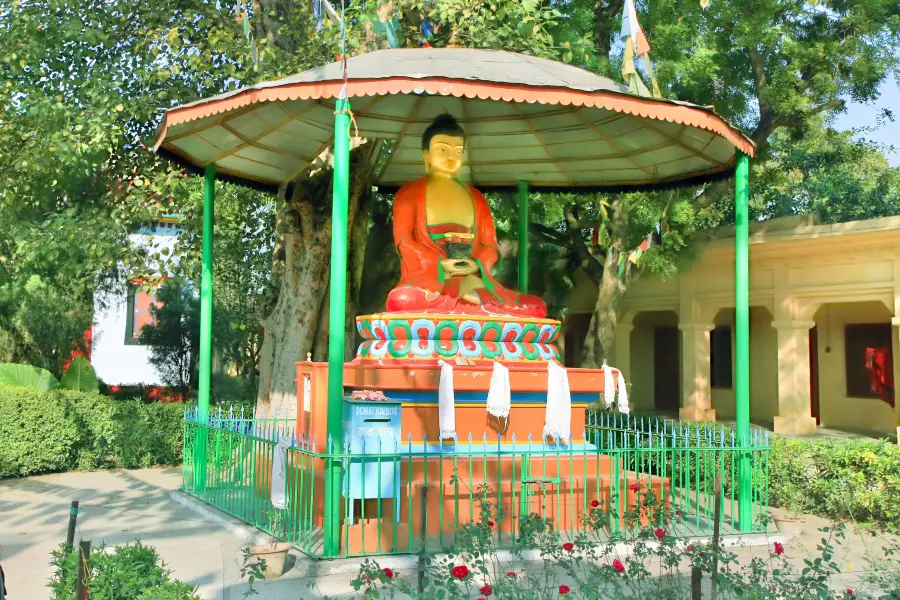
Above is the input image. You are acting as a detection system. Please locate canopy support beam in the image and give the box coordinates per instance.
[195,164,216,492]
[735,152,751,531]
[518,181,529,293]
[324,98,351,557]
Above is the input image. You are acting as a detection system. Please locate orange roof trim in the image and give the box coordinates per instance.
[154,77,755,158]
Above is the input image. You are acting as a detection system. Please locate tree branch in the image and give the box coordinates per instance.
[564,203,604,284]
[530,222,567,245]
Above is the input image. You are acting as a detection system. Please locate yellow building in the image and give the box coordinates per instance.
[566,214,900,439]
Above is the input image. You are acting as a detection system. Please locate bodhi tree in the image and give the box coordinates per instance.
[544,0,900,367]
[2,0,898,405]
[0,0,569,412]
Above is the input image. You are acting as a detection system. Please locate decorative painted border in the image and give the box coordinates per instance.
[357,314,561,344]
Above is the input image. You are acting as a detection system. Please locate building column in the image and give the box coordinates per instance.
[679,323,716,421]
[614,323,634,379]
[771,320,818,435]
[892,317,900,443]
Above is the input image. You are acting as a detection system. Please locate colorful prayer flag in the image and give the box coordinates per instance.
[620,0,651,57]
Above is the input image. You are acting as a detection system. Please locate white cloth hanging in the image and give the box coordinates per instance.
[616,370,630,414]
[271,435,291,509]
[486,360,511,421]
[543,361,572,443]
[437,360,457,440]
[601,362,616,409]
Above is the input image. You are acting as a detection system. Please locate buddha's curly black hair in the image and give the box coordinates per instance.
[421,113,466,150]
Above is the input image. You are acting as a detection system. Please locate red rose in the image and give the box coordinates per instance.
[685,544,694,553]
[675,510,681,516]
[612,558,625,573]
[110,385,120,392]
[479,585,493,596]
[382,567,394,579]
[563,542,574,552]
[846,590,853,596]
[559,584,571,594]
[487,520,495,527]
[773,541,785,555]
[591,499,600,508]
[629,483,641,492]
[506,571,517,577]
[451,565,469,579]
[477,598,486,600]
[654,528,665,541]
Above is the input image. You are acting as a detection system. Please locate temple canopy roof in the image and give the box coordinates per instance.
[154,48,754,192]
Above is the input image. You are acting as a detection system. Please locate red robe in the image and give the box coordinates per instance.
[386,177,547,318]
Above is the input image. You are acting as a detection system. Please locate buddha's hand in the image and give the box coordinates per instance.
[440,258,479,277]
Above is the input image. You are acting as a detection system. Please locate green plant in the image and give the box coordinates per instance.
[0,362,60,390]
[48,541,200,600]
[768,436,900,533]
[141,281,200,399]
[343,489,900,600]
[0,385,184,478]
[59,356,99,393]
[239,546,267,599]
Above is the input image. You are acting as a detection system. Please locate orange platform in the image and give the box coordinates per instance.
[295,361,617,450]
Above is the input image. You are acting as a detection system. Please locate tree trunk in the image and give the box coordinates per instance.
[255,141,385,416]
[580,250,627,368]
[257,202,332,417]
[580,200,629,368]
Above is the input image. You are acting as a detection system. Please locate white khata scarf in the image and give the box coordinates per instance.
[437,360,457,440]
[486,360,512,422]
[602,362,616,409]
[271,435,291,509]
[543,360,572,443]
[616,370,630,414]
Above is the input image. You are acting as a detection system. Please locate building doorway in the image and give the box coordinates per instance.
[654,326,680,412]
[810,326,820,424]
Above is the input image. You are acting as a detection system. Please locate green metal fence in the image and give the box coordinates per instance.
[183,406,770,559]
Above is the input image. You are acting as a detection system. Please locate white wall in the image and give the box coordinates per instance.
[91,224,181,386]
[92,282,164,385]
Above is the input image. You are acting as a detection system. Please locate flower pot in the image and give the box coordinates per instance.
[772,515,805,538]
[249,542,292,578]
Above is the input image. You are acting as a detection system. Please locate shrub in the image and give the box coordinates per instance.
[0,385,184,478]
[769,436,900,532]
[48,541,199,600]
[347,488,900,600]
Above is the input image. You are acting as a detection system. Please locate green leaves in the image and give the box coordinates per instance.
[59,356,100,394]
[0,363,60,390]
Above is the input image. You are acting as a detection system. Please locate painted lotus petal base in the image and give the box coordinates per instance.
[354,313,562,365]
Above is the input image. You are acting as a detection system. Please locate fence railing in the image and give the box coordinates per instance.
[183,407,770,559]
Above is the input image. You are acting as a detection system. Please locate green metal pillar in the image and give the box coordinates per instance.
[195,164,215,492]
[517,181,529,292]
[324,97,351,557]
[734,152,752,531]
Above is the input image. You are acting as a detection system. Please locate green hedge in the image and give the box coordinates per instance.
[49,541,199,600]
[0,385,184,478]
[769,436,900,532]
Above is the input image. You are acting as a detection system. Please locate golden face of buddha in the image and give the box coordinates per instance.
[423,134,465,179]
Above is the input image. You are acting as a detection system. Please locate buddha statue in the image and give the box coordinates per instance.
[386,114,547,319]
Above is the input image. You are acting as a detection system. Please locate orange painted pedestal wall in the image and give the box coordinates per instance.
[295,361,616,448]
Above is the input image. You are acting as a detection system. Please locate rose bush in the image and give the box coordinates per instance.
[346,486,900,599]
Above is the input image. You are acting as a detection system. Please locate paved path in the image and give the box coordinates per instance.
[0,468,237,600]
[1,469,896,599]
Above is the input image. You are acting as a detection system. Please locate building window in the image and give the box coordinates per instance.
[845,324,894,403]
[710,326,733,389]
[124,286,160,345]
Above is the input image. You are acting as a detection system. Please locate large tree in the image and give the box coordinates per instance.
[546,0,900,366]
[2,0,898,401]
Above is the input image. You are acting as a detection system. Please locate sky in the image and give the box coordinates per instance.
[832,77,900,167]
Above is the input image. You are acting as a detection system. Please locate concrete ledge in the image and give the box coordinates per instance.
[774,416,818,435]
[171,489,786,579]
